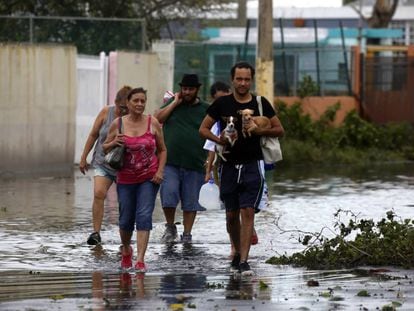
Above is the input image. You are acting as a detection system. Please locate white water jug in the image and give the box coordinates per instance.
[198,178,220,210]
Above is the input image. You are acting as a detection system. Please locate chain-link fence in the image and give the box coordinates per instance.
[0,15,146,54]
[173,41,354,100]
[1,15,354,99]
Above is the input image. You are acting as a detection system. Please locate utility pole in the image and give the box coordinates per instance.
[256,0,274,104]
[238,0,247,27]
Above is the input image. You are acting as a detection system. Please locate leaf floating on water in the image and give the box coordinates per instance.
[381,304,396,311]
[170,303,184,311]
[259,280,269,289]
[319,291,331,298]
[357,290,370,297]
[50,294,64,300]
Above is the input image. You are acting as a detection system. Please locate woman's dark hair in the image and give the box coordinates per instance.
[210,81,230,98]
[230,61,255,79]
[127,87,147,101]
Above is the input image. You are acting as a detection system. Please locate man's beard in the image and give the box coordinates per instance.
[182,93,197,104]
[234,86,249,97]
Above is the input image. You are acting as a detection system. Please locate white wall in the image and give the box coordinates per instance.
[75,53,107,164]
[152,40,175,104]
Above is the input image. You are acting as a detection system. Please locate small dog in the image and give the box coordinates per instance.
[238,109,271,138]
[214,116,237,163]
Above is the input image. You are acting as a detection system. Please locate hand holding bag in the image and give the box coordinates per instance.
[104,117,125,170]
[257,96,283,164]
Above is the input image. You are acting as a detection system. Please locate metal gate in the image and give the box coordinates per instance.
[362,47,414,124]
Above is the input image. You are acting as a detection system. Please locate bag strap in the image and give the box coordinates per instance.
[147,115,152,133]
[118,117,123,134]
[257,96,263,116]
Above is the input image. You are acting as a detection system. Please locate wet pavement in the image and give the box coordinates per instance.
[1,163,414,310]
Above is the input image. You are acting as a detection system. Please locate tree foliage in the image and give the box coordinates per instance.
[276,100,414,166]
[346,0,399,28]
[0,0,234,53]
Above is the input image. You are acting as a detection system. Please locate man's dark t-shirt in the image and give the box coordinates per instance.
[207,94,276,164]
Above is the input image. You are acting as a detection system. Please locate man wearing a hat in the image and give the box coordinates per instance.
[154,73,209,243]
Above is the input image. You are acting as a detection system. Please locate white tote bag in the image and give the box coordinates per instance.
[257,96,283,164]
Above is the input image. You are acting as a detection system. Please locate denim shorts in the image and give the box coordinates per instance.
[219,161,264,211]
[117,181,159,231]
[160,165,205,212]
[94,165,116,182]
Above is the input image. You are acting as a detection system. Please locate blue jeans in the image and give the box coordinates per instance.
[117,181,159,231]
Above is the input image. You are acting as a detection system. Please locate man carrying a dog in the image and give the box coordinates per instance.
[199,62,284,276]
[155,74,209,243]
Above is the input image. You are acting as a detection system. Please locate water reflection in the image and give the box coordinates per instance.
[1,163,414,309]
[225,274,254,300]
[90,271,162,310]
[158,273,206,304]
[91,270,208,310]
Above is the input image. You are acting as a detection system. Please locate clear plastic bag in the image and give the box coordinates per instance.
[198,178,220,210]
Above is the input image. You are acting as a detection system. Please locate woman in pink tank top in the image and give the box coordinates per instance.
[103,87,167,273]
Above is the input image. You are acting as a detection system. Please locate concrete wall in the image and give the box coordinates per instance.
[0,44,77,177]
[108,50,172,115]
[275,96,359,126]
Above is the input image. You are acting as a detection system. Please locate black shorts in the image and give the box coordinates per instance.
[219,160,265,211]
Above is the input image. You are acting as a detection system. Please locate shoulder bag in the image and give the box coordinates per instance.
[104,117,125,170]
[257,96,283,164]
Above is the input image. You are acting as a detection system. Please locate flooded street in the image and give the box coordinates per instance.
[1,163,414,310]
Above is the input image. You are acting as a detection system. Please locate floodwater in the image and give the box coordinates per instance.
[1,162,414,310]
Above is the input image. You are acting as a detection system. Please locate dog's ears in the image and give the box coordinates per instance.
[221,116,238,122]
[238,109,254,115]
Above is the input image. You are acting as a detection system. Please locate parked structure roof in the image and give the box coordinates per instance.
[243,0,414,20]
[203,27,403,45]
